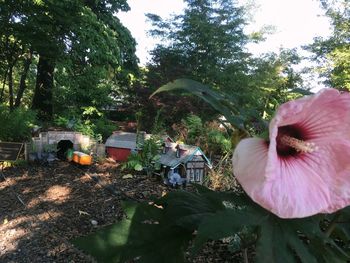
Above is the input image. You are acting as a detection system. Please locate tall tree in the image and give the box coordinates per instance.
[146,0,249,91]
[308,0,350,89]
[142,0,302,129]
[0,0,138,120]
[141,0,251,127]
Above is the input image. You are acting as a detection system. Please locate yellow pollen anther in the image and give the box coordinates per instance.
[279,135,317,153]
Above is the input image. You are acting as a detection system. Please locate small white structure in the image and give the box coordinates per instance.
[28,131,104,159]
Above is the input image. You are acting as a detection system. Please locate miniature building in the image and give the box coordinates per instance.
[105,132,145,162]
[158,142,212,185]
[105,131,173,162]
[27,131,101,161]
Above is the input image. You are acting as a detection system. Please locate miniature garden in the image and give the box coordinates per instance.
[2,0,350,262]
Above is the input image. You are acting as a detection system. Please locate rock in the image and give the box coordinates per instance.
[90,220,98,226]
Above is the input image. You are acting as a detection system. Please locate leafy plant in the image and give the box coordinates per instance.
[175,114,231,155]
[53,107,115,142]
[151,79,247,134]
[121,152,143,172]
[122,135,162,176]
[0,106,37,142]
[206,129,232,155]
[73,186,349,263]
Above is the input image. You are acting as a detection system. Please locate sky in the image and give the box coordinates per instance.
[117,0,332,66]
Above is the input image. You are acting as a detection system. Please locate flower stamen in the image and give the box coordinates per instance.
[279,135,317,154]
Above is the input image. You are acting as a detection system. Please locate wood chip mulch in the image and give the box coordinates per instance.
[0,160,244,263]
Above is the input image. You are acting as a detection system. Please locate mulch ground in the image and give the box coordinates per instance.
[0,160,242,263]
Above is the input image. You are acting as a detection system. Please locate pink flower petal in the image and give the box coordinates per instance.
[233,88,350,218]
[232,138,268,195]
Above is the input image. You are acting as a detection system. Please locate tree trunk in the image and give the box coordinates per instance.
[31,55,54,121]
[0,69,8,102]
[8,65,13,111]
[14,49,33,108]
[0,35,10,103]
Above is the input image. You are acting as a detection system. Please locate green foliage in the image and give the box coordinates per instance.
[144,0,303,130]
[182,114,203,143]
[205,154,237,191]
[308,0,350,89]
[53,107,115,142]
[144,0,255,127]
[151,79,246,132]
[138,136,162,176]
[72,202,139,263]
[122,152,143,172]
[0,106,36,142]
[146,0,250,90]
[73,186,350,263]
[206,129,232,154]
[177,114,231,155]
[152,77,308,137]
[73,200,193,263]
[0,0,138,121]
[1,159,28,168]
[123,135,162,176]
[151,109,165,134]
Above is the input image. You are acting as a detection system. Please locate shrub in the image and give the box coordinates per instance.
[207,129,232,155]
[182,114,203,144]
[0,106,36,142]
[177,114,232,155]
[53,107,116,142]
[122,136,162,176]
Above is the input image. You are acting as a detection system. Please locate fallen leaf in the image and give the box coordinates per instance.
[122,174,134,179]
[78,210,90,216]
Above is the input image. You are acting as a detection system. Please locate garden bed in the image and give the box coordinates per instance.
[0,160,241,262]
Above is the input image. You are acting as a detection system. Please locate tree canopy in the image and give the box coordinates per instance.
[308,0,350,90]
[140,0,302,131]
[0,0,138,120]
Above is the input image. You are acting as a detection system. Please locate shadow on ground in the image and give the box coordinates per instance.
[0,161,165,263]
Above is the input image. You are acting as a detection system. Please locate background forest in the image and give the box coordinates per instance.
[0,0,347,152]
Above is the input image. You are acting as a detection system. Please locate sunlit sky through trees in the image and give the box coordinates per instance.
[118,0,331,65]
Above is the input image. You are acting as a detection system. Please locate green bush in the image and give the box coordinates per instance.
[182,114,203,144]
[179,114,231,155]
[122,136,162,176]
[53,107,116,142]
[207,129,232,155]
[0,106,36,142]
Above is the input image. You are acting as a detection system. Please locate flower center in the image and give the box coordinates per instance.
[279,135,317,154]
[276,125,316,157]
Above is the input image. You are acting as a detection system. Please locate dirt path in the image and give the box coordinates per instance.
[0,161,166,262]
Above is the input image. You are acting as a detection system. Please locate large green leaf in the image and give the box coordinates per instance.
[72,202,139,263]
[72,188,350,263]
[120,187,233,262]
[192,208,257,254]
[157,188,226,230]
[150,78,247,132]
[72,200,192,263]
[189,192,349,263]
[255,216,320,263]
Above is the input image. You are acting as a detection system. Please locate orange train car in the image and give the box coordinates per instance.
[72,151,92,165]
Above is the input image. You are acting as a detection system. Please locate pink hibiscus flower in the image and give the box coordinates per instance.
[232,88,350,218]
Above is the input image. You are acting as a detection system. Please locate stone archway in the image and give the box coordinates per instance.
[57,140,74,160]
[31,131,95,155]
[27,131,106,161]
